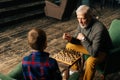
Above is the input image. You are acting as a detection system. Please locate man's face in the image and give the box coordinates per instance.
[77,12,90,28]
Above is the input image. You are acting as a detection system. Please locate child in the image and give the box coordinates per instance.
[22,28,62,80]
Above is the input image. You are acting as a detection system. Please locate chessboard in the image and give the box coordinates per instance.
[52,49,81,65]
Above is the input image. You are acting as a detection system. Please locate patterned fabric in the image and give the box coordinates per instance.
[22,51,62,80]
[71,19,113,57]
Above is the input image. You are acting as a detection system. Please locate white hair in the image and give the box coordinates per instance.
[76,5,93,17]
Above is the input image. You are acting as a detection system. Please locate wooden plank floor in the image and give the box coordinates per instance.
[0,6,120,79]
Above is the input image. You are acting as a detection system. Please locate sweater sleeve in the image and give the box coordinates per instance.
[70,25,81,45]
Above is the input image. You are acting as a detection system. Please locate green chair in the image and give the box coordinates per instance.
[68,19,120,80]
[0,73,14,80]
[104,19,120,75]
[68,72,80,80]
[0,62,24,80]
[84,19,120,78]
[7,62,24,80]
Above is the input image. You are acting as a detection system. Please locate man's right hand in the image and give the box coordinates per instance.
[63,33,72,42]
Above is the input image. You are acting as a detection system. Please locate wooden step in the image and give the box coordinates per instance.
[0,1,44,18]
[0,9,44,25]
[0,0,45,26]
[0,1,44,13]
[0,0,41,8]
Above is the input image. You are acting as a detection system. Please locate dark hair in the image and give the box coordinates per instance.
[27,28,46,51]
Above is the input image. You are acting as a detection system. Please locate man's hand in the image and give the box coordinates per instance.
[63,33,72,42]
[77,33,85,41]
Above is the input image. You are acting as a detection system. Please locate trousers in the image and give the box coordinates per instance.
[66,43,106,80]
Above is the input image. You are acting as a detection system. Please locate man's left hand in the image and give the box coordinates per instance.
[77,33,85,41]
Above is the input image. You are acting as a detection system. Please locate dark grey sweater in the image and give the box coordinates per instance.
[71,19,113,57]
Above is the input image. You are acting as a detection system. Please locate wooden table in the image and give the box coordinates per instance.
[58,57,81,80]
[52,49,83,80]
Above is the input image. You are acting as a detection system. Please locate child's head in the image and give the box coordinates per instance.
[28,28,47,51]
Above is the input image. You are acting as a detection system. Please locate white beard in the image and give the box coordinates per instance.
[79,23,88,29]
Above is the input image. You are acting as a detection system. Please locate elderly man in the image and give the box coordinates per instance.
[63,5,113,80]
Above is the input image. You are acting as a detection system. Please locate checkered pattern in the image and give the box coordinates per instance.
[22,51,62,80]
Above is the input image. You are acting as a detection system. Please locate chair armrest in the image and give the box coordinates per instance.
[0,73,14,80]
[7,62,24,80]
[109,47,120,55]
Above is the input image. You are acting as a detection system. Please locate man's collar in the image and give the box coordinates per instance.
[85,18,97,29]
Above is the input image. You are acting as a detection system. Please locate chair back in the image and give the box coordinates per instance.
[7,62,24,80]
[104,19,120,75]
[108,19,120,48]
[44,0,78,20]
[60,0,67,7]
[58,0,68,18]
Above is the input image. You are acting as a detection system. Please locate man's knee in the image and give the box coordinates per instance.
[66,43,88,54]
[85,57,97,68]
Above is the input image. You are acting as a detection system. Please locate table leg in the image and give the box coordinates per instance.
[64,69,69,80]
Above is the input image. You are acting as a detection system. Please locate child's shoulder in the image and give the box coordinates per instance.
[23,55,30,61]
[48,57,57,63]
